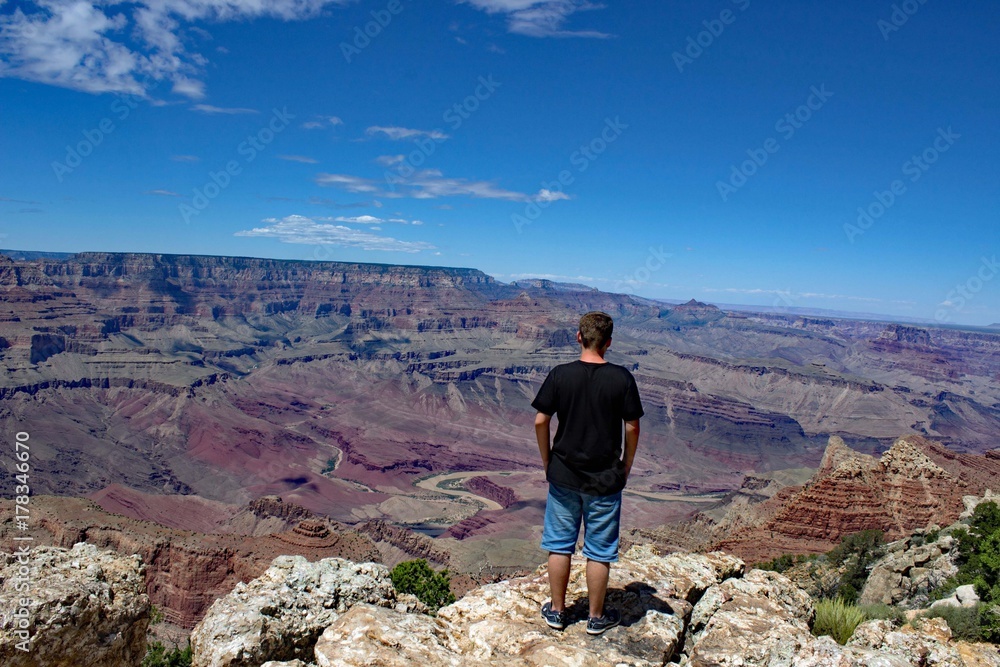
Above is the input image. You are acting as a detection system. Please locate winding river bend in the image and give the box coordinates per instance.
[414,471,510,511]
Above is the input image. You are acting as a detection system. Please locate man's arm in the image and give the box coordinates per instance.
[535,412,552,470]
[623,419,640,480]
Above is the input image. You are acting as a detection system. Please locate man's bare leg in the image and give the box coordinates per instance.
[586,559,611,618]
[547,553,572,611]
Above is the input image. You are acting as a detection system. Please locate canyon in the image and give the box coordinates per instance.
[2,251,999,630]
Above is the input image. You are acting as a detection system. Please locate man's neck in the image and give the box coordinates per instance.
[579,348,607,364]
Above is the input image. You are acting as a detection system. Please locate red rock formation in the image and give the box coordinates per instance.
[713,436,971,563]
[463,476,518,509]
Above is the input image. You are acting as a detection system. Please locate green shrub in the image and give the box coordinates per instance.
[757,554,796,573]
[149,605,165,625]
[390,559,456,612]
[828,530,885,567]
[813,598,866,645]
[921,605,987,642]
[857,603,906,624]
[824,530,886,603]
[141,641,192,667]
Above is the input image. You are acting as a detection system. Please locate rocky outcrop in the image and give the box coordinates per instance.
[860,531,959,608]
[0,495,449,629]
[714,436,971,562]
[190,555,422,667]
[684,568,817,665]
[189,545,999,667]
[848,618,1000,666]
[0,543,150,667]
[961,490,1000,520]
[659,299,725,326]
[463,476,518,509]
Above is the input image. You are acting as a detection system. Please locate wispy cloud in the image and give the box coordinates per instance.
[704,287,885,303]
[0,196,42,204]
[366,126,449,141]
[460,1,612,38]
[375,155,406,166]
[316,169,571,203]
[302,115,343,129]
[325,215,418,225]
[170,155,200,163]
[144,189,181,197]
[191,104,258,115]
[508,273,597,282]
[0,1,351,98]
[278,155,319,164]
[234,214,435,253]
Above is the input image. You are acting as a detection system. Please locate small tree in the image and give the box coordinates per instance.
[390,559,456,612]
[939,501,1000,642]
[826,530,886,604]
[141,641,192,667]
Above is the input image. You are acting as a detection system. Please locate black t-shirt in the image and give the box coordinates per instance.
[531,360,644,496]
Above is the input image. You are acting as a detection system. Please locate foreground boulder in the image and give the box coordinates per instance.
[193,545,1000,666]
[0,542,149,667]
[191,555,424,667]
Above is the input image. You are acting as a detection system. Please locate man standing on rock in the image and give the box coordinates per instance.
[532,311,644,635]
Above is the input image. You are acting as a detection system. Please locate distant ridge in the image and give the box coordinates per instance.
[2,248,995,331]
[1,249,481,274]
[0,248,77,261]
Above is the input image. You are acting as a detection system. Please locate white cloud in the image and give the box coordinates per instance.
[326,215,415,224]
[316,168,571,203]
[366,126,449,141]
[191,103,257,114]
[278,155,319,164]
[171,154,200,162]
[302,115,342,129]
[0,1,351,98]
[144,189,180,197]
[234,214,435,253]
[508,272,596,282]
[375,154,406,166]
[459,1,612,38]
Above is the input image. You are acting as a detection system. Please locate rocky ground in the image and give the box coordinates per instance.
[4,540,999,667]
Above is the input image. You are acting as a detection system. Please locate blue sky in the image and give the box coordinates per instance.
[1,1,998,325]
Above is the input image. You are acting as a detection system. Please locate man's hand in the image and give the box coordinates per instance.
[535,412,552,470]
[623,419,640,481]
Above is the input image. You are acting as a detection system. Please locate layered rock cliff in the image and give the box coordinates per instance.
[711,435,981,562]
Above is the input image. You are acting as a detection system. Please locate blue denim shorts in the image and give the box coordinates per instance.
[541,482,622,563]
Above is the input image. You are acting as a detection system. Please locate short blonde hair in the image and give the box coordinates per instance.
[579,311,613,350]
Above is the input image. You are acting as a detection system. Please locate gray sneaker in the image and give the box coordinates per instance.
[586,607,621,635]
[541,601,566,630]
